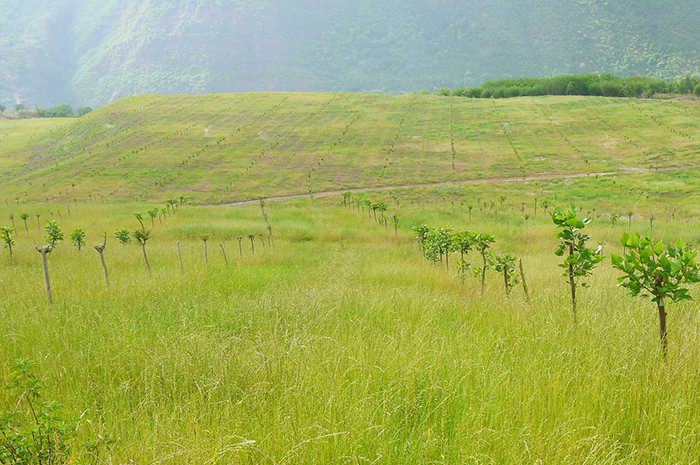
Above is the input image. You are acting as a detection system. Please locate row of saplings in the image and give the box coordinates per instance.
[413,205,700,358]
[0,214,272,305]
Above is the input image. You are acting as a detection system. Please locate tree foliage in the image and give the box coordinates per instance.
[611,232,700,356]
[551,205,604,323]
[45,220,64,247]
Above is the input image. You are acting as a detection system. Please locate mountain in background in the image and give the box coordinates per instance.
[2,0,700,108]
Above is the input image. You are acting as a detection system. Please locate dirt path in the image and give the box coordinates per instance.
[223,164,700,206]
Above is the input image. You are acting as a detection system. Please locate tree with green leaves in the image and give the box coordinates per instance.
[432,226,454,269]
[610,212,619,227]
[45,220,63,247]
[134,212,145,230]
[611,233,700,357]
[133,228,151,273]
[453,230,475,282]
[551,205,604,325]
[492,253,520,295]
[19,213,29,233]
[1,225,15,258]
[70,228,86,251]
[473,232,496,295]
[147,208,159,227]
[115,229,131,245]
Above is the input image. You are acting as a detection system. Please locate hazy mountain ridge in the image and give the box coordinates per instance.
[2,0,700,107]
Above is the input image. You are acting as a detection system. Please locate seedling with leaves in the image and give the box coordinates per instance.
[45,220,64,247]
[134,228,151,273]
[147,208,159,227]
[492,254,520,294]
[0,226,14,259]
[0,360,76,464]
[71,228,86,250]
[134,212,145,230]
[472,232,496,295]
[611,233,700,357]
[551,205,604,325]
[115,228,131,246]
[453,230,475,281]
[19,213,29,233]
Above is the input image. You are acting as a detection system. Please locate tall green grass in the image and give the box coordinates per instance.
[2,194,700,463]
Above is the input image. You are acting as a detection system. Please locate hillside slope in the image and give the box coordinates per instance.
[2,0,700,107]
[2,92,700,204]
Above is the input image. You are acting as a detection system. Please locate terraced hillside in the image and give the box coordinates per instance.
[2,92,700,204]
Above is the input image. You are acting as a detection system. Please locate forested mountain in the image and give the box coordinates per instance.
[2,0,700,108]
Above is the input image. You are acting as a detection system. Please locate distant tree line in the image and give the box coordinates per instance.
[0,103,92,118]
[438,74,700,99]
[35,104,93,118]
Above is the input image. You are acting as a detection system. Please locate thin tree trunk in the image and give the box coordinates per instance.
[238,237,243,258]
[503,268,509,294]
[142,243,151,274]
[655,275,668,358]
[658,300,668,359]
[204,240,208,263]
[35,246,53,304]
[569,272,577,326]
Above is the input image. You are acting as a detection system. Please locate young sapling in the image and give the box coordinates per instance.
[492,253,520,295]
[473,232,496,295]
[20,213,29,233]
[71,228,86,251]
[134,212,145,230]
[1,226,14,258]
[612,233,700,357]
[115,228,131,245]
[551,205,604,325]
[45,220,63,247]
[133,228,151,273]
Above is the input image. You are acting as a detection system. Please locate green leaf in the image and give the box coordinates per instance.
[654,241,665,256]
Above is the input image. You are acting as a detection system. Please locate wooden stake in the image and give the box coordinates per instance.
[94,233,109,286]
[220,243,229,266]
[519,258,530,303]
[35,245,53,304]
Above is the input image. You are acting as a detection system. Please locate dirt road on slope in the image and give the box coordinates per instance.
[223,164,700,206]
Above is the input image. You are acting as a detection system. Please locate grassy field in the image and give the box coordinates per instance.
[2,93,700,204]
[3,93,700,463]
